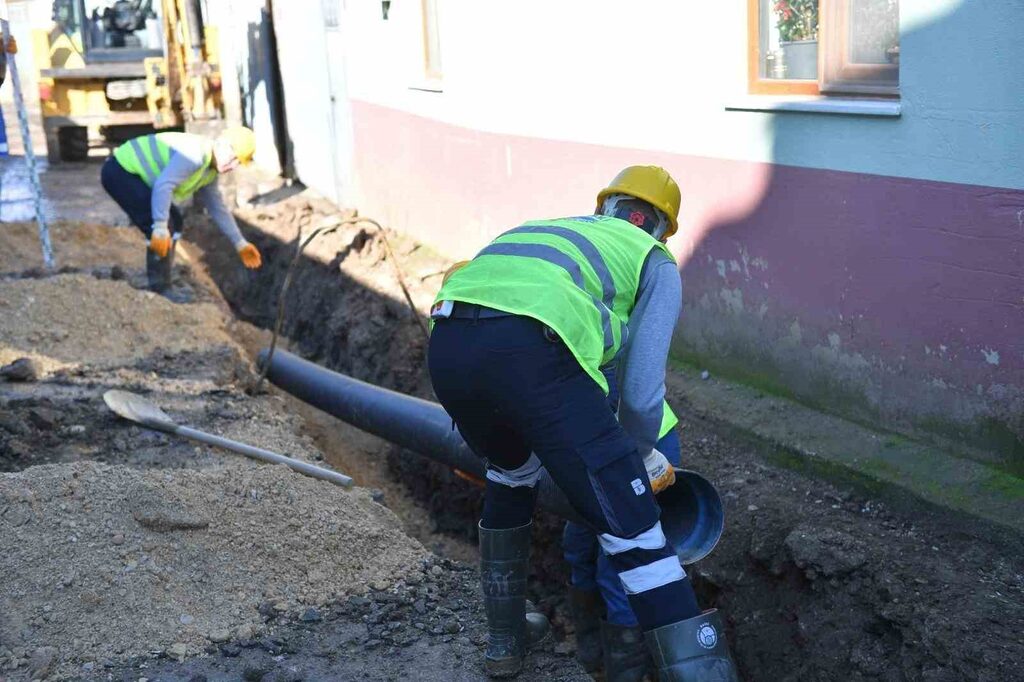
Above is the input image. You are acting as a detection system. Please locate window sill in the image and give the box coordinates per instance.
[408,80,443,94]
[725,96,901,117]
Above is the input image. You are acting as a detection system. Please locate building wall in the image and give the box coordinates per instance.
[300,0,1023,461]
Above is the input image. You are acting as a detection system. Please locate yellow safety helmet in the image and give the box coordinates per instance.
[596,165,681,240]
[220,126,256,166]
[442,260,470,284]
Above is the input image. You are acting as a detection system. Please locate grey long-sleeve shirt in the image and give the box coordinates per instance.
[151,137,247,248]
[613,249,682,456]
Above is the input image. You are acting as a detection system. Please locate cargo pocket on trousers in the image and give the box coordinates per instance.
[580,447,660,540]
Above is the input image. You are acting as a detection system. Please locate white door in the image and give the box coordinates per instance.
[271,0,345,204]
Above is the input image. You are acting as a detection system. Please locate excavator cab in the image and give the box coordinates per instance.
[34,0,221,162]
[53,0,162,59]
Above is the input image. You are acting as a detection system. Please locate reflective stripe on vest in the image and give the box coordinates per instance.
[503,224,620,354]
[113,132,215,202]
[477,240,619,355]
[659,402,679,440]
[435,216,673,393]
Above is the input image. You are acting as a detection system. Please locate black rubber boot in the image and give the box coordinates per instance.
[644,609,739,682]
[601,620,651,682]
[566,586,604,673]
[145,242,175,293]
[479,522,550,678]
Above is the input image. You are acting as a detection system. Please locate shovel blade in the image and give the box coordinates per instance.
[103,390,177,431]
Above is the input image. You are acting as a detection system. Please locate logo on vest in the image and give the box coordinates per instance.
[630,478,646,496]
[696,622,718,649]
[628,211,646,227]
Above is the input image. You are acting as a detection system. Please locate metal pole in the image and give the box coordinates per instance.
[1,16,54,269]
[174,425,355,488]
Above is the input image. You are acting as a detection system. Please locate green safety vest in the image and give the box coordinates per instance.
[113,132,218,202]
[435,216,674,394]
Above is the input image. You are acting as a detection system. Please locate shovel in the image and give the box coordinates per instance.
[103,389,354,488]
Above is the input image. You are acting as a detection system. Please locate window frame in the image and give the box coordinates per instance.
[421,0,442,82]
[747,0,820,95]
[819,0,899,96]
[747,0,899,98]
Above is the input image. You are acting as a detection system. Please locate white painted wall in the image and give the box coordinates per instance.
[330,0,1023,190]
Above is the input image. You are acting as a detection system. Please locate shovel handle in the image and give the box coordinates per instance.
[176,425,354,488]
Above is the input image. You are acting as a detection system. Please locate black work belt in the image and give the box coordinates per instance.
[448,303,513,320]
[447,303,561,343]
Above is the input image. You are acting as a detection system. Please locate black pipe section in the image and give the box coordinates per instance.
[259,348,723,564]
[259,348,579,521]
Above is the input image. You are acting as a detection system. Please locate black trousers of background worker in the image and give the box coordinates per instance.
[428,311,700,631]
[100,156,183,239]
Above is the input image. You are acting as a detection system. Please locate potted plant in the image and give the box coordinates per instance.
[775,0,818,79]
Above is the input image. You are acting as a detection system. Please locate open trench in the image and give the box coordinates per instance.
[176,191,1024,682]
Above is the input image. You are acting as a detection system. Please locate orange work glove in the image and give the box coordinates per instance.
[237,242,262,269]
[643,448,677,495]
[149,223,172,258]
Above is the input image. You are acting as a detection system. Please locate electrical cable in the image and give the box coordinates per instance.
[252,215,429,392]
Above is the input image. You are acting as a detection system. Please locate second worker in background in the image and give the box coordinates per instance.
[100,126,263,294]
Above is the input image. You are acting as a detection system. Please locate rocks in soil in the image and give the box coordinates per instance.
[129,485,211,531]
[1,357,40,382]
[28,646,57,679]
[784,524,867,579]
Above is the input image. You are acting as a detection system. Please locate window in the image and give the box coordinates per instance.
[422,0,442,80]
[748,0,899,96]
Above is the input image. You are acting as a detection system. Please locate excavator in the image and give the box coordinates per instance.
[31,0,223,162]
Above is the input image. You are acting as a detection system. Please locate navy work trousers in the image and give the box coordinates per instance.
[100,156,183,239]
[428,312,698,630]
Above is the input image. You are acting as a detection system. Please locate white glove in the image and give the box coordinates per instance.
[643,448,676,495]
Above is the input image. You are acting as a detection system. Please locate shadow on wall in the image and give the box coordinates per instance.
[676,0,1023,466]
[242,6,294,177]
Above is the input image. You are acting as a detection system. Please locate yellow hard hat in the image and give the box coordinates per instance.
[220,126,256,165]
[596,165,681,239]
[442,260,470,284]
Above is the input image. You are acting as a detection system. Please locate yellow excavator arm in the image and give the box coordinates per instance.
[146,0,222,128]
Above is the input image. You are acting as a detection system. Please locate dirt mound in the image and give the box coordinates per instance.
[0,460,427,679]
[0,222,142,275]
[0,274,231,374]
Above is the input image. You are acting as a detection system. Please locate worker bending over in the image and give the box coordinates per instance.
[428,166,738,680]
[100,127,263,293]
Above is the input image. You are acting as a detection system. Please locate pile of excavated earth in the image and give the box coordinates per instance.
[0,270,423,679]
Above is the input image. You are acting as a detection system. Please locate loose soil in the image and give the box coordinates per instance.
[0,461,425,679]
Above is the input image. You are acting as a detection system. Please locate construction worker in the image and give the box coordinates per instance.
[100,127,263,293]
[442,264,683,680]
[428,166,738,680]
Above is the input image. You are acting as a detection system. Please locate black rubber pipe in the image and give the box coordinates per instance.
[258,348,722,564]
[258,348,576,519]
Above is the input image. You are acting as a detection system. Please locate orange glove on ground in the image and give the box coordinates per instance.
[149,223,172,258]
[238,242,262,269]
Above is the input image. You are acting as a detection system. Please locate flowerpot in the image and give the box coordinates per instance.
[780,39,818,80]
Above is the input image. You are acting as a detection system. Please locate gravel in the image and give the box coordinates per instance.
[0,461,427,679]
